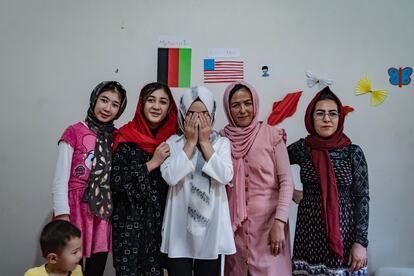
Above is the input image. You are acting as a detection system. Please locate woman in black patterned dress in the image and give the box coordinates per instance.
[288,87,369,275]
[110,82,178,276]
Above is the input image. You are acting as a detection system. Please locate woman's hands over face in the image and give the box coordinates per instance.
[185,112,212,145]
[198,112,212,144]
[184,112,199,145]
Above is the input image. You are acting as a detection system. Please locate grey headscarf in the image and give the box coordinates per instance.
[179,86,219,235]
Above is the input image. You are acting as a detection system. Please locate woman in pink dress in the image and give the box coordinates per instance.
[221,81,294,276]
[52,81,127,276]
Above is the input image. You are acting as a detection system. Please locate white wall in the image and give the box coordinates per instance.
[1,0,413,275]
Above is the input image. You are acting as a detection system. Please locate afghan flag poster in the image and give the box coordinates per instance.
[157,48,192,88]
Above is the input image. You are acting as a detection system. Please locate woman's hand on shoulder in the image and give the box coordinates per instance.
[348,242,367,272]
[293,189,303,204]
[268,219,286,256]
[147,142,170,172]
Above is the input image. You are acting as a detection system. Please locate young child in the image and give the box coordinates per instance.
[52,81,127,276]
[24,220,83,276]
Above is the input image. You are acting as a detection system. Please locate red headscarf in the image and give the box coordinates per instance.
[304,86,351,260]
[113,84,178,154]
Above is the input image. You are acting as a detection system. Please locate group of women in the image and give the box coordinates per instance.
[109,81,370,276]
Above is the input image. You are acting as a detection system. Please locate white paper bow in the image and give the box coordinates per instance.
[306,71,334,89]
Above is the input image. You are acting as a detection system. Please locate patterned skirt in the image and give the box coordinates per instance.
[292,191,367,276]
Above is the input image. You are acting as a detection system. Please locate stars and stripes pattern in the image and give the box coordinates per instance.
[203,59,244,83]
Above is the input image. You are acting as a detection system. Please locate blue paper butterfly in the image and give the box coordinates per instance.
[388,67,413,88]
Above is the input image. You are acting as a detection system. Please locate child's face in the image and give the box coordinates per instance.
[94,90,121,123]
[56,237,82,272]
[142,89,171,129]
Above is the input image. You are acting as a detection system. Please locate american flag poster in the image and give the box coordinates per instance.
[203,59,244,83]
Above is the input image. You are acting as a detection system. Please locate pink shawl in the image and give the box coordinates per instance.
[220,81,261,231]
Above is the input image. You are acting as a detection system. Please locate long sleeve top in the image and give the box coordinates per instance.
[225,124,294,276]
[160,134,236,259]
[52,141,73,216]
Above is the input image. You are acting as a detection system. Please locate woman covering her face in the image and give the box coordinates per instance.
[288,86,370,275]
[111,82,178,275]
[220,81,294,276]
[160,86,235,276]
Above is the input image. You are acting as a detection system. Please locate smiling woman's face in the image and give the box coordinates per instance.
[142,88,170,129]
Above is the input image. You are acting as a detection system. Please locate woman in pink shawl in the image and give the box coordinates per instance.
[220,81,294,276]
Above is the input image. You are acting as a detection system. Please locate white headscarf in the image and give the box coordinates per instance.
[178,86,216,133]
[178,86,219,235]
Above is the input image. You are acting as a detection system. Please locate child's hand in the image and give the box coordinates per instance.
[55,214,70,222]
[147,142,170,172]
[198,113,212,144]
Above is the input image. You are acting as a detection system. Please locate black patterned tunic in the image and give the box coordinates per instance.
[111,143,168,276]
[288,139,369,276]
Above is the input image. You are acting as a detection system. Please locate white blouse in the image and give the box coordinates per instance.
[160,135,236,259]
[52,141,73,216]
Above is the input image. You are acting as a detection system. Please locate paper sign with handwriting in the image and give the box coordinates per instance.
[208,48,240,58]
[158,36,191,48]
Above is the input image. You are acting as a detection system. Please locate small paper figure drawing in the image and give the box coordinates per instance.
[203,58,244,83]
[306,71,334,89]
[388,67,413,88]
[355,76,387,106]
[261,66,270,77]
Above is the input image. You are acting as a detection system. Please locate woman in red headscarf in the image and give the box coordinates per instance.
[110,82,178,276]
[288,86,370,275]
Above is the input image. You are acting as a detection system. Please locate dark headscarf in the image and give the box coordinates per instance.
[304,86,351,260]
[83,81,127,221]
